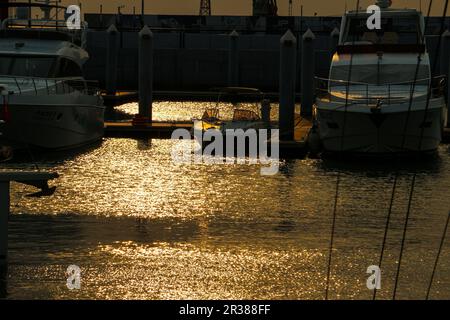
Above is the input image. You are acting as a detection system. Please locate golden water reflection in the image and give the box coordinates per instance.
[1,101,449,300]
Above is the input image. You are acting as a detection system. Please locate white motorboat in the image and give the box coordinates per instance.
[314,1,448,155]
[193,87,269,134]
[0,1,104,150]
[192,87,271,154]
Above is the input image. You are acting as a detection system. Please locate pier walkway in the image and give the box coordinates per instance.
[104,115,313,157]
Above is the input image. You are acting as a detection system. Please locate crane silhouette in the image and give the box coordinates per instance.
[199,0,211,16]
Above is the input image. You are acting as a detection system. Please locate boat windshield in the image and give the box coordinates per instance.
[0,55,55,78]
[343,15,421,45]
[330,64,430,85]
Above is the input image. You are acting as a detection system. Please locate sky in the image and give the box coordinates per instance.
[57,0,449,17]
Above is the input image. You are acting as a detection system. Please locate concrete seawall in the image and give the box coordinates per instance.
[83,14,448,92]
[85,30,342,91]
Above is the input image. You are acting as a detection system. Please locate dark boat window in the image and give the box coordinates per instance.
[0,56,55,77]
[56,58,83,78]
[344,15,421,45]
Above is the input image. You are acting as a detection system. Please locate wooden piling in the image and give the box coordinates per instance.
[138,25,154,119]
[279,29,297,141]
[442,30,450,118]
[105,24,119,95]
[228,30,239,87]
[440,30,450,79]
[301,28,316,117]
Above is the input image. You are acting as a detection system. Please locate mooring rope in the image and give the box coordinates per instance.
[373,0,435,300]
[393,174,417,300]
[325,0,360,301]
[392,0,448,300]
[417,0,449,153]
[372,174,398,300]
[325,172,341,300]
[399,0,434,151]
[418,1,450,299]
[426,211,450,300]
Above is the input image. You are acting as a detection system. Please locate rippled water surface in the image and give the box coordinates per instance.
[1,102,449,300]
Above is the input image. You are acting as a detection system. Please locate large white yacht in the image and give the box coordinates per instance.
[314,1,448,155]
[0,1,104,150]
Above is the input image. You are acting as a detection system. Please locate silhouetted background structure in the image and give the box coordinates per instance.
[81,12,450,92]
[0,0,9,20]
[199,0,211,16]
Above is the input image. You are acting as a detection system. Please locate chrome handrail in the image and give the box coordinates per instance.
[315,75,446,106]
[315,76,436,87]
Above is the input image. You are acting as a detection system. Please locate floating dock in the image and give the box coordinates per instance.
[105,121,193,139]
[104,116,313,157]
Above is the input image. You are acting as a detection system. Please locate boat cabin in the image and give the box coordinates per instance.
[340,9,425,47]
[0,2,87,79]
[326,4,432,99]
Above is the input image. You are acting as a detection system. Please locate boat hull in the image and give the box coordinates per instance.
[314,98,447,154]
[1,95,105,150]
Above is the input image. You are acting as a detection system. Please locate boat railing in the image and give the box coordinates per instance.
[0,1,88,48]
[0,75,101,97]
[0,1,72,28]
[315,76,446,106]
[0,18,85,31]
[1,18,88,47]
